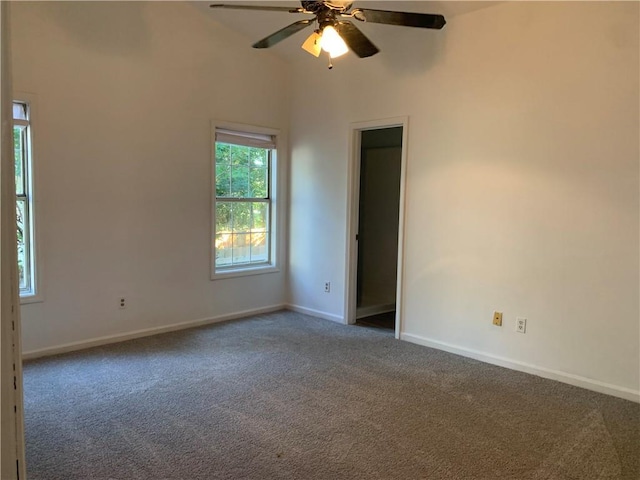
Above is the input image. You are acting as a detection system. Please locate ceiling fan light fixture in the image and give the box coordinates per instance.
[301,31,322,57]
[320,25,348,58]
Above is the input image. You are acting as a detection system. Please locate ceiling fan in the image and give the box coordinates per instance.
[210,1,446,67]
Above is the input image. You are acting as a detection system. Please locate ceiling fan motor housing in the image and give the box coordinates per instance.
[301,1,353,14]
[316,8,339,30]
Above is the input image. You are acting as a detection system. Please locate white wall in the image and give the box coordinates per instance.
[11,1,640,399]
[12,2,290,353]
[288,2,639,397]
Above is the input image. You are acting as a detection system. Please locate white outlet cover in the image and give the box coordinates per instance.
[516,317,527,333]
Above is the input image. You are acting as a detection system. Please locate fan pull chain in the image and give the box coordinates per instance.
[327,52,333,70]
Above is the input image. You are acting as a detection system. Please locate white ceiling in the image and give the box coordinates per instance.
[192,1,500,62]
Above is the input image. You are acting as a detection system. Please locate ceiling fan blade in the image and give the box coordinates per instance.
[210,4,305,13]
[252,19,314,49]
[351,9,446,29]
[334,21,379,58]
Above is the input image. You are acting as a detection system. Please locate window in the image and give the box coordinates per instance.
[13,100,37,298]
[212,124,278,277]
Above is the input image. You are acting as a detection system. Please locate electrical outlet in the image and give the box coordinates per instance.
[119,297,126,309]
[516,317,527,333]
[324,282,331,293]
[492,311,503,326]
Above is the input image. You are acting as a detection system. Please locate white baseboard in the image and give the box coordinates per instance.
[356,303,395,320]
[286,304,345,324]
[400,332,640,404]
[25,306,637,403]
[23,304,286,360]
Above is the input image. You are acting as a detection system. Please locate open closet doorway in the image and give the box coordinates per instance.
[345,118,408,338]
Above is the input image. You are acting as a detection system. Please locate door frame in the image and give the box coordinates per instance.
[1,1,27,477]
[344,116,409,339]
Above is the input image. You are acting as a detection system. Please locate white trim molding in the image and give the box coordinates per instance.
[345,116,409,340]
[23,304,286,360]
[401,332,640,403]
[286,304,344,324]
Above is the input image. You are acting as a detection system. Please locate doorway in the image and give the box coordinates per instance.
[345,118,408,338]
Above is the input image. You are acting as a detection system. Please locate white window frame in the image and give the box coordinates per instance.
[13,94,42,303]
[211,121,280,280]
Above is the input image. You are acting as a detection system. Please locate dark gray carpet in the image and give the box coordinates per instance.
[24,311,639,479]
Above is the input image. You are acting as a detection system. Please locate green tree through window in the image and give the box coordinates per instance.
[13,100,34,295]
[214,141,271,269]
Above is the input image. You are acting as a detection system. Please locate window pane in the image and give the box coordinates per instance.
[231,144,249,167]
[16,198,28,290]
[232,233,251,265]
[216,143,270,200]
[251,202,268,231]
[231,202,251,233]
[215,201,270,268]
[250,147,267,168]
[12,102,27,121]
[215,143,231,165]
[250,231,269,264]
[215,233,232,267]
[215,164,231,197]
[13,126,25,196]
[249,167,267,198]
[251,202,269,263]
[215,202,233,235]
[230,165,249,198]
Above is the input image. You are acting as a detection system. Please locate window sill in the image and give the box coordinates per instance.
[20,293,43,305]
[212,265,279,281]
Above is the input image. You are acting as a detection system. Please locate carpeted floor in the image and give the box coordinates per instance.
[24,311,639,479]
